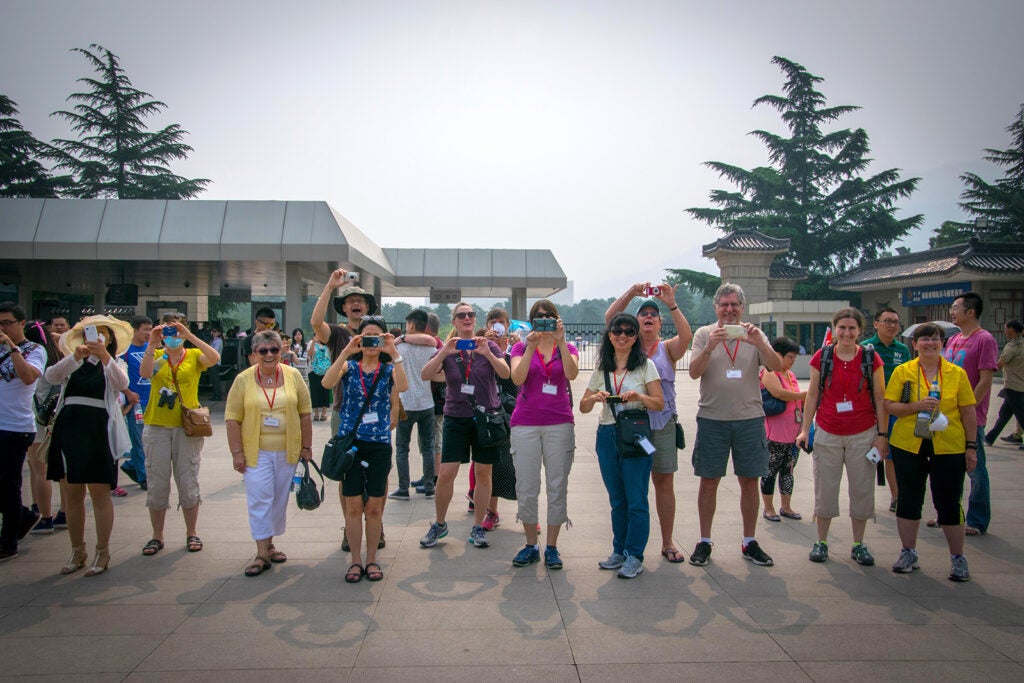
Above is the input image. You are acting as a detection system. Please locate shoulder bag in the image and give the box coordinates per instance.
[321,367,383,480]
[760,370,787,417]
[604,371,652,458]
[170,358,212,438]
[295,459,325,510]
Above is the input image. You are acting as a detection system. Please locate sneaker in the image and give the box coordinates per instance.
[851,543,875,566]
[808,541,828,563]
[1000,434,1022,444]
[120,463,140,484]
[949,555,970,582]
[481,509,500,531]
[689,541,713,566]
[544,546,563,570]
[891,547,919,573]
[19,511,41,541]
[30,516,54,535]
[423,485,435,499]
[617,555,644,579]
[598,552,626,570]
[984,437,995,447]
[741,540,774,566]
[0,548,18,562]
[410,477,424,488]
[420,521,448,548]
[387,488,410,501]
[466,491,475,512]
[468,525,490,548]
[139,481,148,491]
[512,545,540,567]
[53,511,67,529]
[111,487,128,497]
[31,503,38,514]
[415,484,427,494]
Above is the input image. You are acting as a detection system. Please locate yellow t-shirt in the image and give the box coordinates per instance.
[144,348,206,428]
[885,357,976,455]
[224,365,312,466]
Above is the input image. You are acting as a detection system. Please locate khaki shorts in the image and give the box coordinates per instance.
[28,424,51,464]
[812,426,876,520]
[142,424,203,509]
[650,419,678,474]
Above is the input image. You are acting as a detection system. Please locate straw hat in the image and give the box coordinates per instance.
[59,315,134,357]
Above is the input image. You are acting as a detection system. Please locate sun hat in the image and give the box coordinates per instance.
[59,314,134,357]
[333,286,378,318]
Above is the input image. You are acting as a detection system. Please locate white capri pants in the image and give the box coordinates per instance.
[244,449,295,541]
[511,423,575,526]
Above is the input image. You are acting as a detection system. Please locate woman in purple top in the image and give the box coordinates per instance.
[418,302,510,550]
[508,300,579,570]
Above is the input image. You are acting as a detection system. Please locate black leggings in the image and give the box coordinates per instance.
[761,440,798,496]
[891,440,966,525]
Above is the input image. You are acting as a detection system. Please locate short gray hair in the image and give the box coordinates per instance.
[714,282,745,306]
[251,329,283,351]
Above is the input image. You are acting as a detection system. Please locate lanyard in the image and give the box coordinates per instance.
[538,347,559,379]
[646,340,660,358]
[166,350,187,385]
[919,362,942,395]
[459,351,473,383]
[611,369,626,395]
[723,340,740,366]
[258,367,280,409]
[360,362,381,398]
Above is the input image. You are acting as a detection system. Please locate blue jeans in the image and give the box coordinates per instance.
[966,426,990,532]
[394,407,435,489]
[122,411,147,484]
[595,424,652,560]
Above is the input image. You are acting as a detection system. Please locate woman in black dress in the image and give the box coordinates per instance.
[45,315,132,576]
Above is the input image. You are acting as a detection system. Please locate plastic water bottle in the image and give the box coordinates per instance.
[134,403,144,424]
[291,463,303,493]
[918,380,940,418]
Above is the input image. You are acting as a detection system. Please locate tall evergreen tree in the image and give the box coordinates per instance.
[685,56,921,293]
[47,44,208,199]
[0,94,69,197]
[931,102,1024,247]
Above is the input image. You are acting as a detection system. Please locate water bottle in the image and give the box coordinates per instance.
[291,463,303,493]
[134,403,144,424]
[918,380,940,419]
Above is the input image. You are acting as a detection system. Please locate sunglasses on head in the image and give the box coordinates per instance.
[257,347,281,355]
[454,311,476,320]
[610,328,637,337]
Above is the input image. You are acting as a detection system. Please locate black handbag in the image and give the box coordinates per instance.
[473,406,510,448]
[604,372,652,458]
[675,420,686,450]
[760,371,787,417]
[321,369,383,481]
[295,459,324,510]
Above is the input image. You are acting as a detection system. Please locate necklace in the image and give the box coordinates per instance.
[257,369,277,385]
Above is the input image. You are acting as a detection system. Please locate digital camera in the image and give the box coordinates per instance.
[532,318,557,332]
[361,335,381,348]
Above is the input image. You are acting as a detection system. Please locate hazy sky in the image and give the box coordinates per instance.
[3,1,1023,300]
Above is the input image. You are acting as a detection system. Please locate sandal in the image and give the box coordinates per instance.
[186,535,204,552]
[268,545,287,563]
[763,512,782,522]
[142,539,164,556]
[345,563,364,583]
[245,556,271,577]
[661,548,685,563]
[364,562,384,581]
[779,509,802,520]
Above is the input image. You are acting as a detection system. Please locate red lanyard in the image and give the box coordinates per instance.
[167,350,187,386]
[723,340,739,366]
[459,351,473,383]
[611,369,626,395]
[258,367,280,409]
[646,340,660,358]
[538,347,558,379]
[919,362,942,394]
[360,362,380,397]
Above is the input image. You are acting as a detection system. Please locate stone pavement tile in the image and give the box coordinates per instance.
[566,619,788,664]
[561,597,753,633]
[766,624,1010,661]
[28,578,227,606]
[550,563,724,600]
[871,565,1024,599]
[961,625,1024,662]
[577,662,812,682]
[740,594,943,626]
[370,597,563,632]
[701,560,903,599]
[204,573,385,604]
[915,596,1024,625]
[177,601,373,635]
[79,554,247,581]
[0,634,165,675]
[383,571,557,602]
[353,665,579,681]
[137,630,365,671]
[0,578,56,607]
[0,603,195,636]
[355,627,573,666]
[126,670,352,683]
[798,660,1024,682]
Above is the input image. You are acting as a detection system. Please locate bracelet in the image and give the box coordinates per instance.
[300,446,312,451]
[392,355,404,364]
[668,305,678,311]
[965,441,978,449]
[877,432,888,437]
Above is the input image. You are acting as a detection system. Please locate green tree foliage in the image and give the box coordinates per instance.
[931,103,1024,247]
[47,44,209,199]
[0,94,69,197]
[687,56,922,292]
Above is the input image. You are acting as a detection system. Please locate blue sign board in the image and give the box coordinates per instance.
[902,281,971,306]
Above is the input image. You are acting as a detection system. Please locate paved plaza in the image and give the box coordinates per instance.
[2,375,1023,681]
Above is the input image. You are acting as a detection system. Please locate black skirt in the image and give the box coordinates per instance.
[48,404,116,485]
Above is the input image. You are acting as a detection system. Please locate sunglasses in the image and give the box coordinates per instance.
[534,313,556,319]
[610,328,637,337]
[637,310,659,318]
[257,347,281,355]
[454,311,476,320]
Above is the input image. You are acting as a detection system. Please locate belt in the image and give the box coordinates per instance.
[63,397,106,409]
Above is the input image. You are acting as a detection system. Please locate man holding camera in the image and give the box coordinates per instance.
[687,283,782,567]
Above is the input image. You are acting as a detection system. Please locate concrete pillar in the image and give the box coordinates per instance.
[510,287,527,321]
[285,263,303,334]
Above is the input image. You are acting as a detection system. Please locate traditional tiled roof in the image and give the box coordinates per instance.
[769,260,808,280]
[830,239,1024,289]
[702,227,790,256]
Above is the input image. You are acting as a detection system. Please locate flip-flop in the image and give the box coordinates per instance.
[245,556,271,577]
[142,539,164,556]
[779,510,802,520]
[268,545,287,563]
[661,548,686,563]
[365,562,384,581]
[186,535,204,552]
[345,563,364,583]
[763,512,782,522]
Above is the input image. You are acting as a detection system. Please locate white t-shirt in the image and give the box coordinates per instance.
[0,342,47,433]
[395,341,437,412]
[586,360,660,426]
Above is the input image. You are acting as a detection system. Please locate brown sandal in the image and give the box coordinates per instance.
[245,556,271,577]
[268,545,287,563]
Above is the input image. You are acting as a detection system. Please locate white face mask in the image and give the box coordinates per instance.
[929,412,949,432]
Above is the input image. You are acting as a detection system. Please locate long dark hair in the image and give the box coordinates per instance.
[24,319,61,368]
[597,313,645,373]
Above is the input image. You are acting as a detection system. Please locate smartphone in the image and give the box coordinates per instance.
[724,324,746,339]
[605,395,624,405]
[162,326,178,337]
[646,286,661,297]
[532,318,557,332]
[345,272,360,281]
[361,335,381,348]
[84,325,99,343]
[455,339,477,351]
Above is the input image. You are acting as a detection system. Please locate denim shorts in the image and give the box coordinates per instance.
[691,417,768,478]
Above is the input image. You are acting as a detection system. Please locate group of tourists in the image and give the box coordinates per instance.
[0,279,1008,587]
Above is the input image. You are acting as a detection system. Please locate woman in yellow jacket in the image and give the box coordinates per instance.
[225,330,313,576]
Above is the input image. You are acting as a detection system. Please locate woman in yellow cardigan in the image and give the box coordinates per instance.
[225,330,313,577]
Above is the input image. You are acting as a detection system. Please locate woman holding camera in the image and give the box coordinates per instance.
[796,308,886,566]
[580,313,663,579]
[45,315,132,576]
[139,313,220,557]
[885,323,977,581]
[322,316,407,583]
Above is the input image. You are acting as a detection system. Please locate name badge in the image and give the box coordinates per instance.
[460,383,476,395]
[262,416,280,428]
[362,413,379,424]
[542,383,558,395]
[637,436,657,455]
[836,401,854,413]
[726,369,742,379]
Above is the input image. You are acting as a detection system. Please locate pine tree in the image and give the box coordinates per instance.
[0,94,69,197]
[47,44,208,199]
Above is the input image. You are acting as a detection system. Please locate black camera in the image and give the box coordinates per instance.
[532,318,557,332]
[157,389,178,410]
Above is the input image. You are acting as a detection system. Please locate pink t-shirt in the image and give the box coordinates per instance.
[811,346,882,436]
[509,342,577,427]
[761,369,802,443]
[944,329,999,426]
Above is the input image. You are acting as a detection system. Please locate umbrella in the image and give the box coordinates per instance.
[901,321,960,339]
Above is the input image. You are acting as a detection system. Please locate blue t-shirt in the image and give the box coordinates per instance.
[122,342,152,409]
[337,361,393,443]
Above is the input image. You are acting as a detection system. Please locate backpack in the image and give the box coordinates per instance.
[310,342,331,375]
[816,344,876,410]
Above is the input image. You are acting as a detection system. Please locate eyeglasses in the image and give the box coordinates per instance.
[454,311,476,320]
[610,328,637,337]
[637,310,660,318]
[0,318,20,327]
[717,302,742,309]
[256,347,281,355]
[948,305,964,312]
[255,318,275,326]
[879,318,900,325]
[915,337,943,345]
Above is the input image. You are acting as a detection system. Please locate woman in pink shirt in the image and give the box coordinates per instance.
[760,337,806,522]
